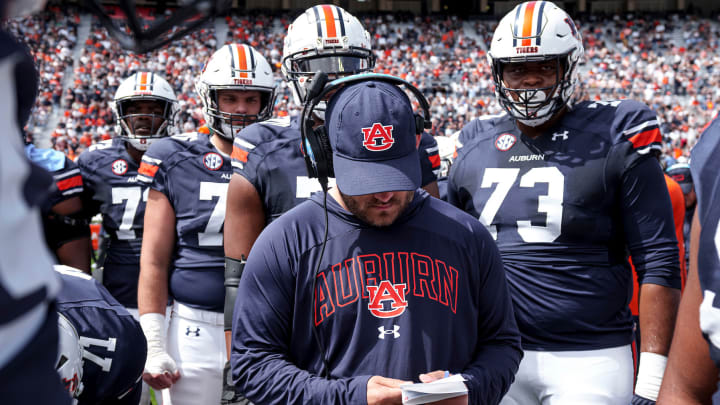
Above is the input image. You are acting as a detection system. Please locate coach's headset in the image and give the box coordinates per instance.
[300,72,433,192]
[300,72,432,378]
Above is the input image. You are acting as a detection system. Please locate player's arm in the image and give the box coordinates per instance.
[422,181,440,199]
[223,173,266,347]
[49,195,92,273]
[138,188,179,390]
[622,156,682,403]
[657,212,719,404]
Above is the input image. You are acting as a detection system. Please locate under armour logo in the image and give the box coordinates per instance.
[185,327,200,337]
[378,325,400,339]
[551,130,569,141]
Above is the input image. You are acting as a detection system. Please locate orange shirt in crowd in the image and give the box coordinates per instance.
[629,174,686,316]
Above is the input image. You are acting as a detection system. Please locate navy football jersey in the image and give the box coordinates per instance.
[77,138,146,308]
[138,132,232,312]
[55,265,146,404]
[448,100,681,351]
[25,145,84,211]
[418,131,440,187]
[0,29,70,404]
[690,115,720,371]
[232,190,522,404]
[232,116,326,224]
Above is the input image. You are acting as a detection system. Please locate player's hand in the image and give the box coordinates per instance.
[143,350,180,390]
[419,370,469,405]
[367,375,411,405]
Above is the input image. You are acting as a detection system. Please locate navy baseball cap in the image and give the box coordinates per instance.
[666,163,694,194]
[325,80,420,196]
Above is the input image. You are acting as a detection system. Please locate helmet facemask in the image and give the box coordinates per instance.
[202,86,276,140]
[493,54,577,127]
[283,49,375,119]
[115,97,176,151]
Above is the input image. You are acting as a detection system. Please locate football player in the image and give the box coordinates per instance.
[77,71,178,404]
[447,2,681,404]
[137,43,275,405]
[222,5,440,369]
[657,116,720,403]
[55,265,148,405]
[78,71,177,312]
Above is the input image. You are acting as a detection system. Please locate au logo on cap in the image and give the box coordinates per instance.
[362,123,395,151]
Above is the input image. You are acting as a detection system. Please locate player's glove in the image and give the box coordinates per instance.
[631,394,656,405]
[632,352,667,404]
[222,360,251,405]
[139,313,178,375]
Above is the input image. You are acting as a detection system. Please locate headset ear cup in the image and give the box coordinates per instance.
[414,114,425,135]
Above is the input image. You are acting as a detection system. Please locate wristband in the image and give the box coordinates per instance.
[634,352,667,401]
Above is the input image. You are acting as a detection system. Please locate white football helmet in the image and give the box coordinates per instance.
[112,72,178,151]
[195,44,276,140]
[282,5,375,115]
[489,1,584,127]
[56,313,84,403]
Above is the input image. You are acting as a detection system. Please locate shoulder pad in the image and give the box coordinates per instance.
[260,116,292,128]
[458,112,510,147]
[87,139,114,152]
[171,132,200,143]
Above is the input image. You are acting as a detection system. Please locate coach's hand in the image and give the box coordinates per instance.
[419,371,469,405]
[367,375,411,405]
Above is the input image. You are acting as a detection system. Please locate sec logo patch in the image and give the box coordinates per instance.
[111,159,128,175]
[203,152,224,171]
[495,133,516,151]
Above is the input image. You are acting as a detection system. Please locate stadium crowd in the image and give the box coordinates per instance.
[6,6,720,165]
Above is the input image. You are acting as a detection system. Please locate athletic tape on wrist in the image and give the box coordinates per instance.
[634,352,668,400]
[139,312,167,355]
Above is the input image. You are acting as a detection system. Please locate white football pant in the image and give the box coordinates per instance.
[500,344,633,405]
[162,302,225,405]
